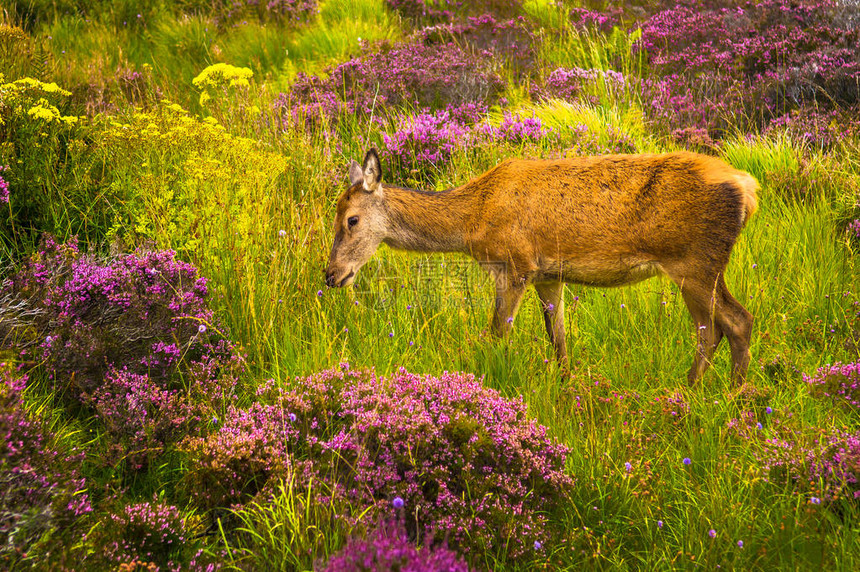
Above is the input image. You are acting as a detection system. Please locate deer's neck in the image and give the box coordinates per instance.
[382,185,474,253]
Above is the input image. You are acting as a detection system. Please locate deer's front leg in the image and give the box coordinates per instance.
[490,273,528,338]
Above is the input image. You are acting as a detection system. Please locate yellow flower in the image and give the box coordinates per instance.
[27,99,61,122]
[192,63,253,90]
[13,77,71,96]
[40,82,68,95]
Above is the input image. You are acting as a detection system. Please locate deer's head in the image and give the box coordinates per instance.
[325,149,387,288]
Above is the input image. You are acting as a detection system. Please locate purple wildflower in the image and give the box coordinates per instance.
[0,166,9,204]
[323,519,469,572]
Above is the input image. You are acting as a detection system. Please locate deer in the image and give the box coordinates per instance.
[325,148,759,384]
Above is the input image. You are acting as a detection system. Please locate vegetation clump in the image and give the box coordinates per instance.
[0,367,90,568]
[0,237,241,471]
[183,365,571,557]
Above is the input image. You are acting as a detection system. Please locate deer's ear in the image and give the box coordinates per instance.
[362,148,382,192]
[348,159,363,186]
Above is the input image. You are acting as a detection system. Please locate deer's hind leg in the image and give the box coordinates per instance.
[535,282,569,371]
[714,274,753,383]
[665,268,726,384]
[680,282,725,384]
[667,265,752,385]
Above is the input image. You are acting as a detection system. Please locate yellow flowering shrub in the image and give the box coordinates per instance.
[0,77,78,125]
[192,63,253,106]
[94,98,335,352]
[26,98,79,124]
[193,63,254,89]
[98,98,288,265]
[191,63,260,129]
[0,77,92,254]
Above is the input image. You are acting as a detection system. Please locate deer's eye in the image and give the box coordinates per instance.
[347,216,359,229]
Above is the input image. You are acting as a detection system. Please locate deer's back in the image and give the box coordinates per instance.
[464,152,755,284]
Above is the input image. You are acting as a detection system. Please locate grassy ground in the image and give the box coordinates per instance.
[2,0,860,570]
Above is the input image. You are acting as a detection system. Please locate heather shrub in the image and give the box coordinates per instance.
[322,519,470,572]
[568,6,624,33]
[849,220,860,246]
[0,165,9,206]
[0,366,91,567]
[182,366,572,559]
[82,498,217,571]
[323,368,572,556]
[805,362,860,413]
[561,122,638,156]
[765,107,860,149]
[380,107,478,181]
[277,39,504,129]
[0,236,241,470]
[810,430,860,503]
[180,400,311,511]
[760,428,860,505]
[634,0,860,137]
[482,112,550,145]
[535,67,600,102]
[531,66,627,105]
[418,13,536,72]
[380,105,555,181]
[379,99,645,182]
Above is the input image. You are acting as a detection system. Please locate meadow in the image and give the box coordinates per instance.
[1,0,860,569]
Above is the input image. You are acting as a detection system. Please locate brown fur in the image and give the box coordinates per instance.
[326,149,760,384]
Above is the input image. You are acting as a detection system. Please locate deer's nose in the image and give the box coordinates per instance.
[325,271,337,288]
